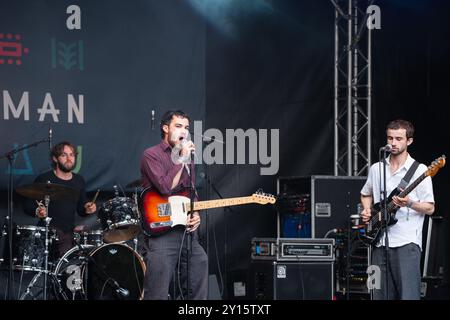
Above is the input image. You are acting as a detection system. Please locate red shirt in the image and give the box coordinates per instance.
[140,140,196,196]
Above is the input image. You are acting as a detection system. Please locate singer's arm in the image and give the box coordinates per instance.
[171,141,195,189]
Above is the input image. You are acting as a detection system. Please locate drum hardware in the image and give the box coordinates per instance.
[98,189,140,243]
[2,137,50,300]
[53,243,145,300]
[10,224,58,272]
[14,181,77,300]
[73,229,104,247]
[82,247,130,299]
[19,268,63,300]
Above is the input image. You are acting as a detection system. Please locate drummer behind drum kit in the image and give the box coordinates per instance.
[3,180,146,300]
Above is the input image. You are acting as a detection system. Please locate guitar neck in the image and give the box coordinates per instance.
[189,196,255,211]
[398,172,427,198]
[385,172,427,213]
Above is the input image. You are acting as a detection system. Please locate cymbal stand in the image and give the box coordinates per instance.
[0,137,49,299]
[43,195,51,300]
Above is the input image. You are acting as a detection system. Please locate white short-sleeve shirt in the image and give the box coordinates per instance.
[360,154,434,249]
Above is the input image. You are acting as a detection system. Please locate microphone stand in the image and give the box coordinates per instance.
[201,171,235,299]
[379,148,390,300]
[186,150,195,300]
[0,137,49,300]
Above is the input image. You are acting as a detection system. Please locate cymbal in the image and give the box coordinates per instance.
[16,183,78,201]
[125,178,142,189]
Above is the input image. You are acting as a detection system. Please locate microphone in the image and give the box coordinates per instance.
[180,136,194,154]
[48,126,52,150]
[115,287,130,298]
[380,144,392,152]
[111,279,129,298]
[203,135,215,145]
[151,110,155,130]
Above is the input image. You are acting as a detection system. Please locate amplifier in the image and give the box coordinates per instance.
[251,260,334,300]
[277,238,335,261]
[251,238,277,260]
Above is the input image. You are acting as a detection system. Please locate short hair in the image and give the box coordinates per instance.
[50,141,77,168]
[386,119,414,139]
[160,110,190,138]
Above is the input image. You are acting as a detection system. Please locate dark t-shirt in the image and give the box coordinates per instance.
[30,170,88,232]
[23,170,89,257]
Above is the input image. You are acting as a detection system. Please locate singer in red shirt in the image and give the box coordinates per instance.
[140,110,208,300]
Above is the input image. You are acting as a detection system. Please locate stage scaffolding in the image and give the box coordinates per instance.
[332,0,373,176]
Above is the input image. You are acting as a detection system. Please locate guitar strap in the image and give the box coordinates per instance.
[397,160,419,190]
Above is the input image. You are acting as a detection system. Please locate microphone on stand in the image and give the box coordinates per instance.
[151,110,155,130]
[380,144,392,152]
[48,126,52,151]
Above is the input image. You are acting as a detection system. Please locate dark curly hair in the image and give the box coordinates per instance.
[50,141,77,169]
[160,110,190,138]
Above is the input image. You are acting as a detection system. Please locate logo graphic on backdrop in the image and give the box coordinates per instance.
[73,146,82,174]
[51,38,84,71]
[2,90,85,124]
[4,143,34,175]
[0,33,30,66]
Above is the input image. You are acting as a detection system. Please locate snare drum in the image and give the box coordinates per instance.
[98,197,140,243]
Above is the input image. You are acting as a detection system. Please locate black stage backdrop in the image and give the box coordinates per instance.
[1,0,449,299]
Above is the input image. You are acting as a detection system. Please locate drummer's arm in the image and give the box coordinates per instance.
[23,176,46,218]
[77,184,96,215]
[84,201,96,214]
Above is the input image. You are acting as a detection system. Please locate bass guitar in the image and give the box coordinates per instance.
[361,155,445,245]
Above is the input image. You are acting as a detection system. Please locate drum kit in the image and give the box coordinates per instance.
[2,179,145,300]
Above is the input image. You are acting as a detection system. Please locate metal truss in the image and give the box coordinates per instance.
[332,0,373,176]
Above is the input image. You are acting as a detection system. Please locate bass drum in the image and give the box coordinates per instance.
[54,243,145,300]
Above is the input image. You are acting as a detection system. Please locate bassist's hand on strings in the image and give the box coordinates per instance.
[392,195,410,208]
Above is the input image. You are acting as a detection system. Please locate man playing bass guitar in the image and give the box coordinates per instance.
[360,119,435,300]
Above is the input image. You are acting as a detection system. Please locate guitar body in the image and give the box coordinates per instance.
[361,189,400,245]
[139,188,191,237]
[138,187,277,237]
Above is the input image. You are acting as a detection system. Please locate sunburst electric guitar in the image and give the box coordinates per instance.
[361,155,446,245]
[139,189,276,236]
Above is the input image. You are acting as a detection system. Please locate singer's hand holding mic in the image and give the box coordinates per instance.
[175,137,195,164]
[180,138,195,157]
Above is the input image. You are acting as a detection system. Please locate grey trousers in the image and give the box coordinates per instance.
[142,227,208,300]
[371,243,422,300]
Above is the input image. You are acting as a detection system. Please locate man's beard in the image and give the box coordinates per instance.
[57,161,75,173]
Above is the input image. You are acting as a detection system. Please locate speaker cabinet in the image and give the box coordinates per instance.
[277,175,366,238]
[251,260,334,300]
